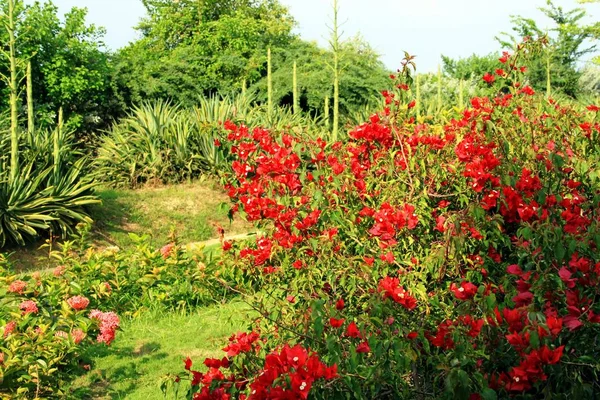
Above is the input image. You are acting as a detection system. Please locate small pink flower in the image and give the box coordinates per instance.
[72,328,86,344]
[8,280,27,294]
[160,243,175,259]
[3,321,16,338]
[53,265,66,276]
[19,300,38,315]
[67,295,90,311]
[54,330,69,339]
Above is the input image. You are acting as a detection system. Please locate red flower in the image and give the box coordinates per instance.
[378,277,417,310]
[345,322,361,338]
[450,281,478,300]
[586,104,600,112]
[160,242,175,259]
[380,251,395,264]
[335,298,345,310]
[89,310,120,345]
[329,318,345,328]
[72,328,85,344]
[483,72,495,84]
[356,341,371,353]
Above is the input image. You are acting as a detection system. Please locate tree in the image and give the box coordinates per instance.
[442,53,502,81]
[0,0,114,135]
[114,0,295,106]
[497,0,598,97]
[249,38,389,118]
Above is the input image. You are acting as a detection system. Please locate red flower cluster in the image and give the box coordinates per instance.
[67,295,90,311]
[19,300,38,315]
[8,280,27,294]
[450,281,478,300]
[223,331,261,357]
[246,344,338,399]
[367,203,418,248]
[378,277,417,310]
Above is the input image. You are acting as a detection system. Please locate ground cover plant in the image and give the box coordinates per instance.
[176,40,600,399]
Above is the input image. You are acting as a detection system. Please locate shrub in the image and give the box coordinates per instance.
[177,41,600,399]
[0,126,99,248]
[0,263,120,397]
[0,232,232,397]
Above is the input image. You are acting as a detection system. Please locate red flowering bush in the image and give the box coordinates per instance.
[179,39,600,399]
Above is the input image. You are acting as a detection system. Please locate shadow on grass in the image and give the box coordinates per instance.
[88,189,137,247]
[71,341,168,399]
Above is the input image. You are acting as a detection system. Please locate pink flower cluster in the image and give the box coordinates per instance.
[89,310,120,345]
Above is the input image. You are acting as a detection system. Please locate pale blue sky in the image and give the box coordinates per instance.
[26,0,600,72]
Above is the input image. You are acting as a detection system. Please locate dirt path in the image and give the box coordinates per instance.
[185,231,263,252]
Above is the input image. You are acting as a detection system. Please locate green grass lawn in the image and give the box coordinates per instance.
[69,301,255,399]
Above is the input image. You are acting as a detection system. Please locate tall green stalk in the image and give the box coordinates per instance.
[242,79,247,96]
[27,60,34,137]
[437,64,442,113]
[458,79,464,109]
[267,47,273,118]
[54,107,62,177]
[415,73,421,117]
[546,53,552,97]
[330,0,341,142]
[324,95,330,127]
[293,61,299,115]
[8,0,19,182]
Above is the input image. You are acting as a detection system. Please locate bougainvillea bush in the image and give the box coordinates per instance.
[178,40,600,399]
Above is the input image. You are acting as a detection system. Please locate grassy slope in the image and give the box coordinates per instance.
[5,180,254,271]
[70,301,255,399]
[90,179,253,249]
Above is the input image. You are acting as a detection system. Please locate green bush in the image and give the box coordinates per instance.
[0,126,98,248]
